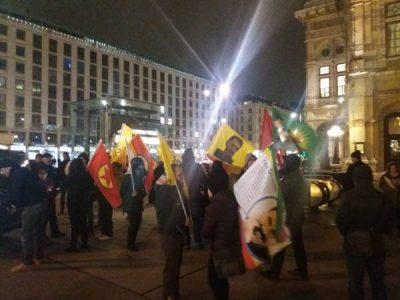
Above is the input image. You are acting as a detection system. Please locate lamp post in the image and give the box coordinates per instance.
[327,125,344,165]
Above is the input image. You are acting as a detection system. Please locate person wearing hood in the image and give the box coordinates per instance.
[0,159,46,272]
[263,154,309,280]
[64,158,93,252]
[336,164,394,300]
[203,160,244,300]
[379,162,400,237]
[182,148,208,248]
[120,157,147,251]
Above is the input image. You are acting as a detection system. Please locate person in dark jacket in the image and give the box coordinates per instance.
[120,157,147,251]
[182,148,208,248]
[41,152,64,238]
[337,164,394,300]
[57,152,70,215]
[64,158,93,252]
[379,162,400,236]
[0,159,46,272]
[154,163,189,300]
[203,160,244,300]
[149,161,164,204]
[345,150,365,191]
[264,154,308,280]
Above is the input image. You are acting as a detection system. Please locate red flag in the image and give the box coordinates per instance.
[259,109,274,150]
[131,135,155,192]
[88,141,122,208]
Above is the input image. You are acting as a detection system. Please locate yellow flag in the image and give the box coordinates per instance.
[207,124,255,170]
[157,132,180,185]
[111,123,134,166]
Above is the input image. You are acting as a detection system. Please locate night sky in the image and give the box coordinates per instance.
[0,0,306,106]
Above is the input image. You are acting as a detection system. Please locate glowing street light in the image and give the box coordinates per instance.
[120,99,127,106]
[218,83,230,99]
[327,125,344,138]
[221,118,227,124]
[290,112,298,119]
[101,99,108,106]
[203,89,211,97]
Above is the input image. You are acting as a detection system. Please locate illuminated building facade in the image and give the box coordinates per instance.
[296,0,400,171]
[0,11,216,158]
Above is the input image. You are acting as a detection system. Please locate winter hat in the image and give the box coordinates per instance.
[209,160,229,195]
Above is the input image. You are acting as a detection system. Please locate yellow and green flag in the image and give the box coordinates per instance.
[111,123,134,166]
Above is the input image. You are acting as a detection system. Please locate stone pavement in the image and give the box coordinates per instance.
[0,203,399,300]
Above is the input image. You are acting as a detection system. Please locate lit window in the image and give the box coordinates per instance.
[337,63,346,73]
[320,78,330,98]
[15,79,24,92]
[387,22,400,57]
[319,66,330,75]
[337,75,346,96]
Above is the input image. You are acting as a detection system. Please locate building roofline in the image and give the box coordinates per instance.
[235,94,292,111]
[0,8,214,84]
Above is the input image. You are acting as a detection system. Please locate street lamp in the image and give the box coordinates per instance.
[218,83,230,99]
[327,125,344,165]
[290,112,298,119]
[203,89,211,97]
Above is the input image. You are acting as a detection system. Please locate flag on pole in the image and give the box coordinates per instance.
[259,109,274,151]
[88,140,122,208]
[111,123,134,166]
[234,149,290,269]
[207,124,254,173]
[132,134,155,192]
[157,132,179,185]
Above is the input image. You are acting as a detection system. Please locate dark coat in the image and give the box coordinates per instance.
[9,166,45,208]
[183,163,208,215]
[120,174,146,213]
[64,171,93,209]
[336,183,394,255]
[203,190,242,263]
[57,159,70,182]
[154,183,188,236]
[345,161,366,191]
[379,173,400,208]
[281,170,308,229]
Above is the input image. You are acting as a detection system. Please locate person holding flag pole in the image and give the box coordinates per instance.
[120,138,148,251]
[155,132,190,300]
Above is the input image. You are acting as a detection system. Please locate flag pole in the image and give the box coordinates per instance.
[174,182,189,221]
[125,138,137,196]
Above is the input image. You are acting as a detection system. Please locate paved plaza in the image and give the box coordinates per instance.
[0,202,399,300]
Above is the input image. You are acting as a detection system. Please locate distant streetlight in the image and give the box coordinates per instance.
[221,118,227,124]
[120,99,127,106]
[338,97,345,104]
[218,83,230,99]
[203,89,211,97]
[290,112,298,119]
[327,125,344,165]
[101,99,108,106]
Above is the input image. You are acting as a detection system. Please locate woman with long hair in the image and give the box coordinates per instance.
[64,158,93,252]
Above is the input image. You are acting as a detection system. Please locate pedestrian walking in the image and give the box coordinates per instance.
[379,162,400,237]
[41,153,64,236]
[57,152,70,215]
[182,148,208,248]
[0,159,46,272]
[336,164,394,300]
[154,163,189,300]
[263,154,308,280]
[203,160,244,300]
[64,158,93,252]
[120,157,147,251]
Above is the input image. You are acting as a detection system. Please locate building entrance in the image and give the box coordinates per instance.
[385,113,400,165]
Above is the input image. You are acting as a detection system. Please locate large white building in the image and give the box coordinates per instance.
[0,11,217,158]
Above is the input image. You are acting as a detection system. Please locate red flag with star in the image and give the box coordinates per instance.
[88,140,122,208]
[131,134,155,192]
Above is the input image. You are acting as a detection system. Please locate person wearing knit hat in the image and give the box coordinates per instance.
[344,150,365,191]
[203,160,244,299]
[336,163,394,299]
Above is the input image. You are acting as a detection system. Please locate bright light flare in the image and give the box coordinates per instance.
[327,125,344,138]
[101,99,108,106]
[290,112,298,119]
[218,83,231,99]
[203,89,211,97]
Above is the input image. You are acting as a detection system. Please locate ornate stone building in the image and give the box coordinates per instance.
[296,0,400,171]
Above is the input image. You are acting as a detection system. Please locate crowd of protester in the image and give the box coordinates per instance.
[0,148,398,300]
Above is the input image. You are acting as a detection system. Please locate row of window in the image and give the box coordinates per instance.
[319,63,346,98]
